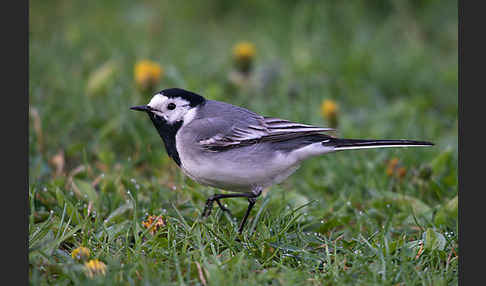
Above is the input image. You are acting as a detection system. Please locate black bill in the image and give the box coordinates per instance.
[130,105,151,112]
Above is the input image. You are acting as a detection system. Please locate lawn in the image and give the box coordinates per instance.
[29,1,458,285]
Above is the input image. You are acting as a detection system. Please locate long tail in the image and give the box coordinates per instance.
[324,138,434,151]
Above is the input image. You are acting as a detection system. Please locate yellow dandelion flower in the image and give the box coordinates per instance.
[320,99,339,128]
[71,246,90,261]
[142,215,166,235]
[134,60,163,92]
[321,100,338,118]
[232,42,256,74]
[233,42,256,61]
[84,259,107,278]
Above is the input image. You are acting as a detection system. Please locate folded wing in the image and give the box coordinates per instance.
[198,116,335,151]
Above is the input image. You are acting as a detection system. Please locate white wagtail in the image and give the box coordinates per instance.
[131,88,433,233]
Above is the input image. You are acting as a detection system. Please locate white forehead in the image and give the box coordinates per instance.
[147,93,168,109]
[147,93,190,109]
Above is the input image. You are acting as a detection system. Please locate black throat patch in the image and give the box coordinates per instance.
[148,113,183,167]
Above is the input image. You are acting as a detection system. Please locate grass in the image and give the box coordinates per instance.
[29,1,458,285]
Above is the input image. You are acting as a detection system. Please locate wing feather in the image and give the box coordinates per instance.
[198,115,335,151]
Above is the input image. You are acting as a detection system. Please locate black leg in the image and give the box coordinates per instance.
[201,187,262,234]
[202,193,249,218]
[238,197,257,234]
[215,199,232,215]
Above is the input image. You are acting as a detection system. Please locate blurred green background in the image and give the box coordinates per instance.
[29,1,458,285]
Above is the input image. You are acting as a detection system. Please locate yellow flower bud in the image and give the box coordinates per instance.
[232,42,256,74]
[321,99,339,128]
[134,60,163,92]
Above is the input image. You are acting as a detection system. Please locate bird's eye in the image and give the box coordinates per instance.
[167,103,176,110]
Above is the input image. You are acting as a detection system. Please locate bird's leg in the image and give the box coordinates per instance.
[202,193,248,218]
[202,195,216,218]
[215,199,232,215]
[237,187,262,234]
[201,187,262,234]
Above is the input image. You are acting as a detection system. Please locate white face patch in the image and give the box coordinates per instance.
[146,93,196,125]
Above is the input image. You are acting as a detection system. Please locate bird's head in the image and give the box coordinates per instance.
[130,88,205,126]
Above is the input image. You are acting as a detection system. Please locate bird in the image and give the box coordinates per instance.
[131,88,433,234]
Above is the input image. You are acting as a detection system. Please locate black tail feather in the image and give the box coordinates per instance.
[324,138,434,151]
